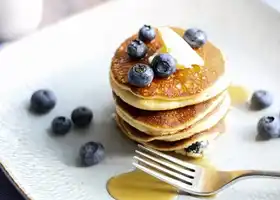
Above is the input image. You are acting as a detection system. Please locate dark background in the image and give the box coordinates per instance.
[0,168,25,199]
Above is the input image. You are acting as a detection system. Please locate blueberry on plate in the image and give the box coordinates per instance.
[128,64,154,87]
[183,28,207,49]
[80,141,105,166]
[185,141,209,155]
[71,107,93,127]
[51,116,72,135]
[138,25,156,42]
[257,116,280,139]
[151,53,176,78]
[30,89,56,114]
[127,39,147,59]
[250,90,273,110]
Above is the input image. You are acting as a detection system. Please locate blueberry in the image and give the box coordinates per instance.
[185,141,209,154]
[51,116,72,135]
[183,28,207,49]
[30,89,56,114]
[257,116,280,139]
[138,25,156,42]
[128,64,154,87]
[127,39,147,59]
[151,53,176,78]
[71,107,93,127]
[80,142,105,166]
[250,90,273,110]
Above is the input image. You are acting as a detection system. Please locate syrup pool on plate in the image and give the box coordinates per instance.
[106,156,215,200]
[107,169,178,200]
[228,85,250,105]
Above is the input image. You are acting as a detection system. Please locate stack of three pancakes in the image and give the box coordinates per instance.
[110,27,230,157]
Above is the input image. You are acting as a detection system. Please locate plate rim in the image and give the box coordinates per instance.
[0,163,31,200]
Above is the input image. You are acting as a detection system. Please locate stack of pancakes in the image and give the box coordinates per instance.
[110,27,230,157]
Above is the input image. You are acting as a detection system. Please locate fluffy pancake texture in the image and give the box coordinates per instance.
[110,73,230,110]
[115,92,230,141]
[116,114,225,157]
[115,91,228,135]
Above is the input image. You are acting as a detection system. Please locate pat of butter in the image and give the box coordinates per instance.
[148,53,157,64]
[154,27,204,68]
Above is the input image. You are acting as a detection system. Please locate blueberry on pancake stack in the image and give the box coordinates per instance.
[110,25,230,158]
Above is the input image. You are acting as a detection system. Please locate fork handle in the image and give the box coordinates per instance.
[234,170,280,179]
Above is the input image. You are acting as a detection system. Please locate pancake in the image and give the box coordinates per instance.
[110,74,230,110]
[110,27,229,110]
[116,93,230,142]
[116,114,225,158]
[115,91,228,135]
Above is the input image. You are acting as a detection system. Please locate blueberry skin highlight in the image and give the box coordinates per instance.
[79,142,105,166]
[128,64,154,87]
[151,53,176,78]
[250,90,273,110]
[30,89,56,114]
[138,25,156,42]
[183,28,207,49]
[257,116,280,139]
[51,116,72,135]
[71,107,93,127]
[127,39,147,59]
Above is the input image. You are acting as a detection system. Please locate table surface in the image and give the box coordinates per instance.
[1,0,280,199]
[42,0,109,26]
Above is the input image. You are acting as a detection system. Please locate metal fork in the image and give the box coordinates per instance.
[133,145,280,196]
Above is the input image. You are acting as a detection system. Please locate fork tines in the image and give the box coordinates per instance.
[133,144,201,190]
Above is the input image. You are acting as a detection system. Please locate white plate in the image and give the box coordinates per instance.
[1,0,280,199]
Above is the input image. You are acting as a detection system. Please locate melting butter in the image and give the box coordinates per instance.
[157,27,204,68]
